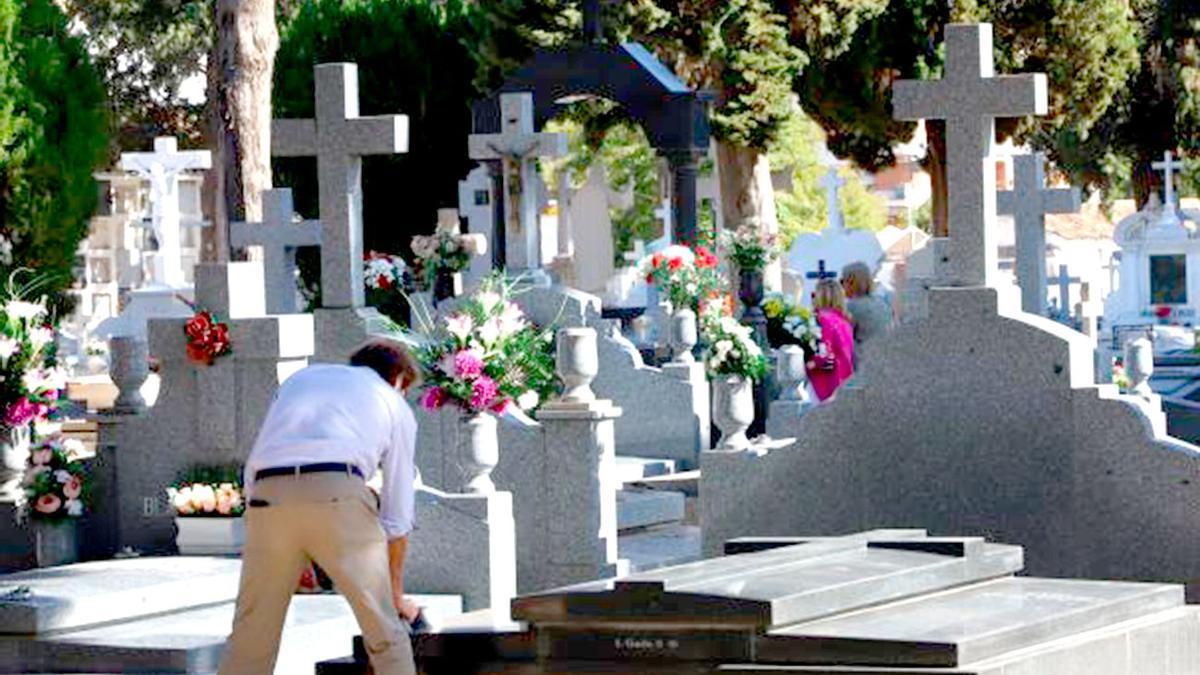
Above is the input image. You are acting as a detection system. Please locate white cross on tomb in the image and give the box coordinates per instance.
[819,167,847,231]
[997,153,1080,315]
[892,23,1048,288]
[272,63,408,308]
[230,189,321,315]
[1153,151,1185,216]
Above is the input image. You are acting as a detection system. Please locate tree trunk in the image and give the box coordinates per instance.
[205,0,278,263]
[716,141,781,288]
[924,120,949,238]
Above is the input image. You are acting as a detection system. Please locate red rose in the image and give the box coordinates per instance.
[668,257,683,271]
[185,312,212,340]
[651,253,664,268]
[377,274,392,290]
[645,273,654,283]
[186,342,212,365]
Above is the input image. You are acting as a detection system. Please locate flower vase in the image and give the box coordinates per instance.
[668,308,698,363]
[713,375,755,451]
[557,328,599,402]
[175,517,246,556]
[738,269,768,348]
[33,520,78,567]
[432,269,463,307]
[458,412,499,494]
[0,425,31,503]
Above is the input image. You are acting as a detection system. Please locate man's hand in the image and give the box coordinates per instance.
[396,596,421,624]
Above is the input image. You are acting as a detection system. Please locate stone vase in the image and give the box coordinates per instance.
[557,328,599,403]
[33,520,79,567]
[432,269,463,307]
[459,411,499,494]
[668,308,698,363]
[738,269,765,310]
[1125,333,1154,398]
[175,517,246,556]
[0,425,31,503]
[713,374,755,451]
[109,336,149,413]
[775,345,811,402]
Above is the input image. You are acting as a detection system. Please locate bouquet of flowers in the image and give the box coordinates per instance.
[184,310,231,366]
[410,213,486,289]
[23,436,88,522]
[699,296,769,381]
[1112,358,1131,392]
[762,292,822,356]
[365,251,408,295]
[411,277,556,415]
[0,290,64,429]
[642,244,722,311]
[722,223,780,272]
[167,481,245,517]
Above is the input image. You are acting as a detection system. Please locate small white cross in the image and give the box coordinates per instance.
[1152,151,1185,214]
[230,189,321,315]
[818,167,847,231]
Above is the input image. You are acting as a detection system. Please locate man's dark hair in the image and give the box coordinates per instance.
[349,339,422,390]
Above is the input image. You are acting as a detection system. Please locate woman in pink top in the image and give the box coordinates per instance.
[807,278,855,401]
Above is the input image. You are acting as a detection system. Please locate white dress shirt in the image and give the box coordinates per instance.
[244,364,417,539]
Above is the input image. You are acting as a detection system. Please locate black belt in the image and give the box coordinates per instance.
[255,462,363,481]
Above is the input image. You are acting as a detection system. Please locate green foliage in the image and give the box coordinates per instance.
[0,0,109,306]
[274,0,485,267]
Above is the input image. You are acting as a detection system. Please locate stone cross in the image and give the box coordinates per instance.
[1075,281,1100,339]
[230,189,322,315]
[1054,264,1081,324]
[996,153,1081,315]
[1153,151,1185,215]
[892,23,1048,288]
[622,239,647,266]
[468,92,568,277]
[806,260,836,282]
[120,137,212,288]
[272,63,408,309]
[819,167,846,231]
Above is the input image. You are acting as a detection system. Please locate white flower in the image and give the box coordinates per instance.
[478,317,502,346]
[660,245,696,265]
[445,314,474,342]
[517,390,539,410]
[63,438,85,459]
[29,327,54,352]
[497,302,526,337]
[23,368,65,394]
[54,470,71,484]
[65,499,83,517]
[476,291,502,314]
[0,337,18,361]
[714,340,733,358]
[5,300,45,321]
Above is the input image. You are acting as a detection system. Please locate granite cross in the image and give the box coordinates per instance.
[996,153,1081,315]
[1054,264,1081,324]
[819,167,847,231]
[271,63,408,308]
[120,137,212,288]
[892,23,1048,288]
[230,189,322,315]
[468,92,568,277]
[1153,151,1185,215]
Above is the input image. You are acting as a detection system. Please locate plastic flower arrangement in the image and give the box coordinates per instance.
[642,244,722,311]
[167,482,245,517]
[184,310,231,366]
[410,276,556,415]
[410,216,486,289]
[699,295,769,381]
[23,436,88,522]
[1112,358,1131,393]
[762,292,823,356]
[722,223,780,272]
[0,285,64,429]
[365,251,408,294]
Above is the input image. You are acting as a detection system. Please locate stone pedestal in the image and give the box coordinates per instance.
[312,307,392,364]
[660,360,711,464]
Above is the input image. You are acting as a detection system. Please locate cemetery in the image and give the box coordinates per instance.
[0,0,1198,673]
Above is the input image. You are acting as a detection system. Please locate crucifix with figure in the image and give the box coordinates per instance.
[120,137,212,289]
[468,92,567,283]
[997,153,1081,316]
[231,189,322,315]
[892,23,1047,288]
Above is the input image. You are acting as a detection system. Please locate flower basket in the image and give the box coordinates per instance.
[175,516,246,556]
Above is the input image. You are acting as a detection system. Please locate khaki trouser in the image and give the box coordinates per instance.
[217,472,414,675]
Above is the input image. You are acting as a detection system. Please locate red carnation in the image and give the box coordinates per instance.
[668,257,683,271]
[651,253,664,268]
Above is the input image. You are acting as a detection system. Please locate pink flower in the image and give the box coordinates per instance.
[470,376,499,411]
[216,494,233,515]
[34,493,61,515]
[62,475,82,499]
[4,398,35,427]
[420,387,447,411]
[31,448,51,466]
[453,349,484,379]
[490,398,511,415]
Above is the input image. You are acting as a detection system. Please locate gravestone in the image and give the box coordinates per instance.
[892,23,1046,287]
[1054,263,1082,324]
[230,188,321,315]
[997,153,1081,315]
[458,163,495,291]
[703,24,1200,593]
[319,530,1200,674]
[468,92,568,284]
[272,62,408,362]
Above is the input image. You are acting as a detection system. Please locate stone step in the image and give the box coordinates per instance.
[617,488,685,532]
[0,593,463,674]
[613,456,677,484]
[626,468,699,496]
[619,524,702,573]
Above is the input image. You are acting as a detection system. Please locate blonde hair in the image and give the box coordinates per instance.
[840,262,874,297]
[813,278,846,313]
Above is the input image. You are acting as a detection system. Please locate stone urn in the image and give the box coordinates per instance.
[0,425,31,503]
[1124,332,1154,398]
[712,374,755,451]
[33,520,78,567]
[557,328,599,403]
[458,411,499,494]
[432,269,463,307]
[738,269,768,348]
[775,345,811,403]
[109,336,149,413]
[668,307,698,363]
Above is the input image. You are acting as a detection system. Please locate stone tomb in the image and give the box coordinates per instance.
[318,530,1200,674]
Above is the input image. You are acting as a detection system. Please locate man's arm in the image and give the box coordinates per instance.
[387,535,420,621]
